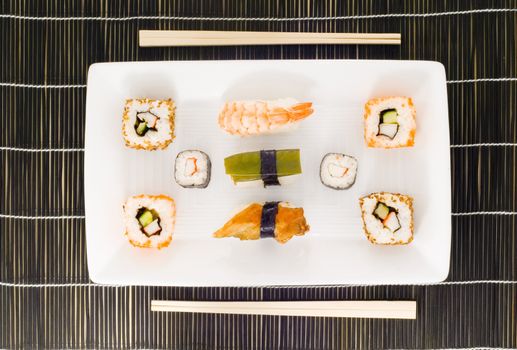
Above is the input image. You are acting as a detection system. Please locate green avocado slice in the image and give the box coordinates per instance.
[136,122,148,136]
[138,210,154,227]
[380,109,398,124]
[373,202,390,220]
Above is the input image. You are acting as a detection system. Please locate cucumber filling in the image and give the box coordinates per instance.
[381,109,398,124]
[134,111,159,136]
[136,122,148,136]
[373,202,401,232]
[373,202,390,220]
[136,207,162,237]
[378,109,399,139]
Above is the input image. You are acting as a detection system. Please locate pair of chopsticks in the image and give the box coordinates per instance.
[151,300,416,319]
[139,30,401,47]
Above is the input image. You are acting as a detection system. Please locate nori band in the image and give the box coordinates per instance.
[260,202,279,239]
[260,150,280,186]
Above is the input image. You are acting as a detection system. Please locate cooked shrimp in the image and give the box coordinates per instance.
[218,98,314,136]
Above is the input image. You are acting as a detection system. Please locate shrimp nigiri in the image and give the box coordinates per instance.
[218,98,314,136]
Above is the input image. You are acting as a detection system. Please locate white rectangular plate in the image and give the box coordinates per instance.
[85,60,451,286]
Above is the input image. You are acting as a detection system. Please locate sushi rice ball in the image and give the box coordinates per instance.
[123,194,176,249]
[174,150,211,188]
[320,153,358,189]
[359,192,413,245]
[364,96,416,148]
[122,98,175,150]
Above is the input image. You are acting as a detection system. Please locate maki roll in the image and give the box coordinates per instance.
[359,192,413,245]
[224,149,301,187]
[174,150,211,188]
[214,202,310,244]
[364,96,416,148]
[320,153,358,190]
[123,194,176,248]
[122,98,175,150]
[218,98,314,136]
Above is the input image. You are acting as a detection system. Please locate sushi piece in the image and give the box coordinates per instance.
[174,150,211,188]
[122,98,175,150]
[218,98,314,136]
[214,202,310,244]
[364,96,416,148]
[224,149,301,187]
[123,194,176,248]
[320,153,358,190]
[359,192,414,245]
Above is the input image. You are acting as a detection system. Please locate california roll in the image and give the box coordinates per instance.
[123,194,176,249]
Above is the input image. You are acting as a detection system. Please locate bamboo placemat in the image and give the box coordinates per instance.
[1,1,516,349]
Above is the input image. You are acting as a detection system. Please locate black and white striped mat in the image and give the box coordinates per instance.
[1,1,516,349]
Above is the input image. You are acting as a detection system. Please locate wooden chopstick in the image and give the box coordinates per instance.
[151,300,416,319]
[139,30,401,47]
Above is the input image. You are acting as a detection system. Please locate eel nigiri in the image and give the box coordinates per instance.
[218,98,314,136]
[214,202,310,244]
[224,149,301,187]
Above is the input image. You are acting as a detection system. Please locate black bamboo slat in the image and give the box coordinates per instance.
[1,0,517,349]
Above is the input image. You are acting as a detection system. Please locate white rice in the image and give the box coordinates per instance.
[123,194,176,249]
[122,98,175,150]
[233,174,300,188]
[174,150,211,188]
[320,153,358,189]
[359,192,413,245]
[364,96,416,148]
